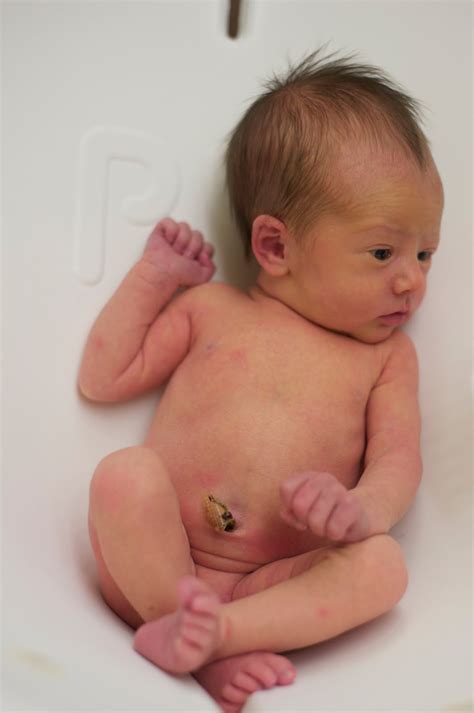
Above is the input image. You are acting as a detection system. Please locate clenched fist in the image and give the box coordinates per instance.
[143,218,216,287]
[280,471,371,543]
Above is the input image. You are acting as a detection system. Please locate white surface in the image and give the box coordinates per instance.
[2,1,472,711]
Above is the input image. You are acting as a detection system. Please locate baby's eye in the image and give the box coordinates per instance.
[370,248,393,261]
[418,251,432,262]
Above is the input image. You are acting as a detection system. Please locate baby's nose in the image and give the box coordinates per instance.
[392,260,425,295]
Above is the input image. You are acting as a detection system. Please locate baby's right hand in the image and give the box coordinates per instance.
[143,218,216,287]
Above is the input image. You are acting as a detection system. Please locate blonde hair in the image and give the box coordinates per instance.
[225,48,431,256]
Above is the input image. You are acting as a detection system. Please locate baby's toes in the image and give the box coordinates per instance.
[189,593,220,617]
[177,577,221,635]
[222,653,295,703]
[265,653,296,685]
[250,662,278,689]
[178,576,220,610]
[232,670,262,693]
[246,652,295,687]
[179,615,215,649]
[222,671,260,703]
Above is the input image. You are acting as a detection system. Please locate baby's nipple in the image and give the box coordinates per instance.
[204,494,236,532]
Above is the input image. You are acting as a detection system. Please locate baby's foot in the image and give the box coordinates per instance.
[195,652,296,713]
[133,576,221,674]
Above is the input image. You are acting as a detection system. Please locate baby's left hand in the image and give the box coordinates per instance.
[280,471,370,543]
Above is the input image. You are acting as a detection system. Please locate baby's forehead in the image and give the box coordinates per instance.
[334,143,441,201]
[332,139,425,179]
[326,155,443,237]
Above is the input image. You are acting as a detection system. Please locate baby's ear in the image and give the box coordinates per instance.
[251,215,290,276]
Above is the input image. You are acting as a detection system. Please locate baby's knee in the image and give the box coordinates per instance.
[89,446,167,516]
[363,534,408,608]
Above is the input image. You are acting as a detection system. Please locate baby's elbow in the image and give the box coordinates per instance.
[387,537,409,607]
[368,535,409,611]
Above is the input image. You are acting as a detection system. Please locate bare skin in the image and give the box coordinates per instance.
[81,148,443,711]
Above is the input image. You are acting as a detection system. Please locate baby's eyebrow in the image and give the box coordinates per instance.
[356,224,440,246]
[359,224,406,236]
[352,224,407,241]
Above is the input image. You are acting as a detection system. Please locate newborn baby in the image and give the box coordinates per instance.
[80,50,444,712]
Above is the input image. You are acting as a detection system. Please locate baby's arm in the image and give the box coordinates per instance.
[352,331,423,535]
[78,218,215,402]
[280,331,422,542]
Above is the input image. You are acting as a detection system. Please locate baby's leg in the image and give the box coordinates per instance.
[90,447,294,709]
[134,535,406,710]
[133,535,407,657]
[215,534,408,658]
[89,446,195,623]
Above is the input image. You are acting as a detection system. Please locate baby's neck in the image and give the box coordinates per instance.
[249,272,310,324]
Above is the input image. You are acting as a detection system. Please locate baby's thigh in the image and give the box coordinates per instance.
[88,514,144,629]
[231,548,331,601]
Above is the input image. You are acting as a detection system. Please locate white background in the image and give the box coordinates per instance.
[2,1,472,711]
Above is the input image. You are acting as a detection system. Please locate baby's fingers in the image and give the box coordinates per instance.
[306,486,340,536]
[325,497,355,541]
[150,218,180,244]
[173,222,193,254]
[280,473,319,530]
[280,507,307,531]
[198,243,215,266]
[183,231,204,259]
[280,472,314,505]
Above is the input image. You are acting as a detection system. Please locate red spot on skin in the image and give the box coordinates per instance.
[230,348,247,365]
[92,334,105,350]
[317,607,330,619]
[200,472,219,488]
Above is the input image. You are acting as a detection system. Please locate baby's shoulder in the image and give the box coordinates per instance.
[189,280,242,300]
[176,281,248,327]
[181,281,245,310]
[374,329,419,379]
[383,329,417,357]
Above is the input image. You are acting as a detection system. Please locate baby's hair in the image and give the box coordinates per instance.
[225,47,431,257]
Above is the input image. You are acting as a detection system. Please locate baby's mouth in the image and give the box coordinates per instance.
[378,310,409,325]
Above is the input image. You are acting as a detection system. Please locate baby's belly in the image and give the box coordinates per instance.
[145,374,366,570]
[146,427,363,572]
[186,503,335,574]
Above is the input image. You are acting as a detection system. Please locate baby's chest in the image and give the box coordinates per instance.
[210,333,375,420]
[199,326,375,393]
[189,335,375,463]
[262,375,369,479]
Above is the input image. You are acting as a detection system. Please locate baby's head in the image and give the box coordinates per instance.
[225,49,444,343]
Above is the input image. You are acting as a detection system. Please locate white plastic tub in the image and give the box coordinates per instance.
[2,2,472,711]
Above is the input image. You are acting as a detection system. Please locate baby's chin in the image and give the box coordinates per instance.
[332,322,401,344]
[350,326,401,344]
